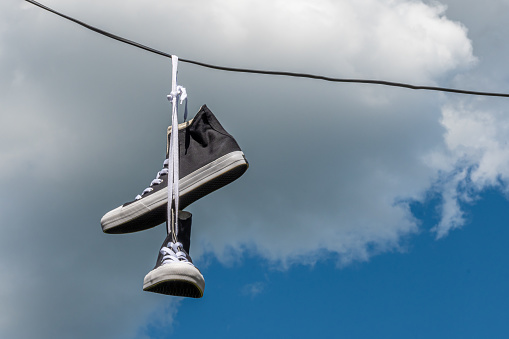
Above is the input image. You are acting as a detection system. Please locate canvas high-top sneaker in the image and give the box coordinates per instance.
[143,211,205,298]
[101,105,248,234]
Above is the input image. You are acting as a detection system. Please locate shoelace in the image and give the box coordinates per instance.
[160,241,193,265]
[135,56,187,244]
[134,159,169,200]
[166,55,187,242]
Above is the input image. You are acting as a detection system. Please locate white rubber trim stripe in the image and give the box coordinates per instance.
[143,262,205,292]
[101,151,246,230]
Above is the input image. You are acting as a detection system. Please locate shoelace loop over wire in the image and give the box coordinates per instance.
[169,86,188,121]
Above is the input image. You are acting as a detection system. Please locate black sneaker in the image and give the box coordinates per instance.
[143,211,205,298]
[101,105,248,234]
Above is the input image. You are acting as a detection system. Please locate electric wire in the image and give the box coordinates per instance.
[24,0,509,98]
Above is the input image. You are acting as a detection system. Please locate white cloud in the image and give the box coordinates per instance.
[425,102,509,238]
[193,0,476,82]
[156,0,476,267]
[27,0,475,80]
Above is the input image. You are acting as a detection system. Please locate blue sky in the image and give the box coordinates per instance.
[2,0,509,338]
[157,191,509,339]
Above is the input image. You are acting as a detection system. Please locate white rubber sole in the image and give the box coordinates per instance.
[101,150,247,233]
[143,262,205,298]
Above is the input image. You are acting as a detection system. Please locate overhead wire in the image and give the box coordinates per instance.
[24,0,509,98]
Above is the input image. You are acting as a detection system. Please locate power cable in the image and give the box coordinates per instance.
[24,0,509,98]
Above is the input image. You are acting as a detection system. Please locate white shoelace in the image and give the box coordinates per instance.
[134,159,169,200]
[134,56,186,241]
[160,241,193,265]
[167,56,187,241]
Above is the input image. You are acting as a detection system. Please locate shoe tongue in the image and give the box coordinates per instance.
[160,217,192,254]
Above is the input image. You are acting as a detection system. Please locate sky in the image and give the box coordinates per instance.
[1,0,509,338]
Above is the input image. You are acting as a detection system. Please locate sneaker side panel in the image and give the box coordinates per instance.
[179,105,246,178]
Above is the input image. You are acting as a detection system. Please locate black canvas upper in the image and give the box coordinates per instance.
[123,105,243,207]
[153,214,193,270]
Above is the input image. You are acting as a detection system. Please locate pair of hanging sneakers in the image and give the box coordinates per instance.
[101,105,248,298]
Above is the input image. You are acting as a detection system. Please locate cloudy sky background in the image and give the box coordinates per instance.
[2,0,509,338]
